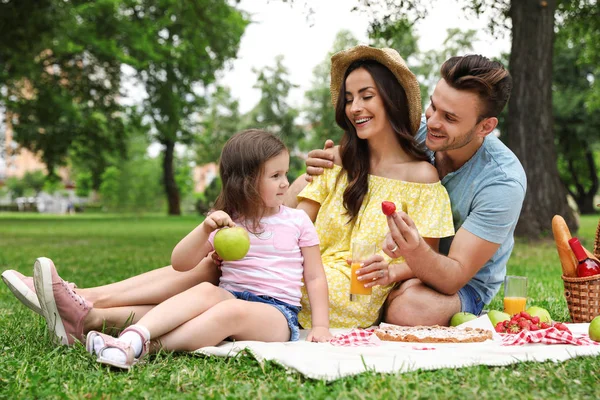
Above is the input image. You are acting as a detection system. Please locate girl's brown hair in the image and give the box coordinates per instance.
[212,129,287,232]
[335,60,428,221]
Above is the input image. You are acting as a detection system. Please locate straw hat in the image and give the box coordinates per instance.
[330,45,421,135]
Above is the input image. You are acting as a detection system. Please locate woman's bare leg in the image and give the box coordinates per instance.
[83,305,154,333]
[77,257,220,308]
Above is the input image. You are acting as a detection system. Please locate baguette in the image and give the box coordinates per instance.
[551,215,578,277]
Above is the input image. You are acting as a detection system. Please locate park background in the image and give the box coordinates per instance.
[1,0,600,398]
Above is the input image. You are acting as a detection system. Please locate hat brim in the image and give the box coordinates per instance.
[330,45,421,135]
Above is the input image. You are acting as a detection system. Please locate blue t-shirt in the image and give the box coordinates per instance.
[415,115,527,305]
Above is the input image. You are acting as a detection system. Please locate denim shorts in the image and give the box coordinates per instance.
[227,290,301,341]
[457,284,485,315]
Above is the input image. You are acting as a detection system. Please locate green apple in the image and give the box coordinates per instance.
[589,316,600,342]
[525,306,552,323]
[450,312,477,327]
[214,227,250,261]
[487,310,510,326]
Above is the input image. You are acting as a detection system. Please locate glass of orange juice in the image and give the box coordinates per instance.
[350,241,377,302]
[503,275,527,316]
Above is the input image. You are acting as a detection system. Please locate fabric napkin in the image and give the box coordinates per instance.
[501,326,599,346]
[329,328,381,347]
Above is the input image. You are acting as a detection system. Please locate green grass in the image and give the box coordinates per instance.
[1,213,599,399]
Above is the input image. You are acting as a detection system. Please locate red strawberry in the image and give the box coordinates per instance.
[381,201,396,216]
[541,322,551,329]
[531,316,540,325]
[520,311,532,320]
[507,323,521,334]
[495,324,507,333]
[553,322,570,332]
[518,320,531,330]
[530,324,540,331]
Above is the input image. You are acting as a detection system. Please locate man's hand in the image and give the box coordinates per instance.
[306,326,332,342]
[305,139,335,182]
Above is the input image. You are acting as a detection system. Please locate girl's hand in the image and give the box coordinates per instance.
[203,210,235,232]
[306,326,332,342]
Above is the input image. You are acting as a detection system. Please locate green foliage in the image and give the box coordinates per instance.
[98,134,165,213]
[4,171,47,199]
[0,0,249,215]
[196,86,243,165]
[21,171,46,195]
[553,23,600,214]
[195,176,222,215]
[5,176,26,199]
[75,171,93,198]
[245,55,306,150]
[99,166,121,210]
[303,31,358,150]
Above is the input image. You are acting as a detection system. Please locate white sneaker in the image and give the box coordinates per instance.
[2,269,42,315]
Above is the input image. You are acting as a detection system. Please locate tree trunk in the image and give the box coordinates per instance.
[576,147,599,215]
[507,0,578,236]
[163,139,181,215]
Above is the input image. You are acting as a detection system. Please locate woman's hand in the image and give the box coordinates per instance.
[355,254,395,287]
[382,211,423,259]
[306,326,332,342]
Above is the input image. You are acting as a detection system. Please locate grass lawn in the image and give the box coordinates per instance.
[1,212,599,399]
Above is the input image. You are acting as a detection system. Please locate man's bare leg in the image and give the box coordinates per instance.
[76,257,220,308]
[384,278,461,326]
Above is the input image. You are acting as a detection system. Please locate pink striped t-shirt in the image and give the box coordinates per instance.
[208,206,320,306]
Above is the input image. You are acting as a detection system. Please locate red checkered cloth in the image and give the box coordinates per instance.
[329,328,382,347]
[501,327,599,346]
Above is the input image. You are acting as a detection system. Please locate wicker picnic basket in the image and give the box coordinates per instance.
[562,218,600,323]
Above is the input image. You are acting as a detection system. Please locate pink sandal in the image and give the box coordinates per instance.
[86,331,137,370]
[86,326,151,370]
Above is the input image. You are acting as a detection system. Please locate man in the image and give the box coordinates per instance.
[286,54,526,326]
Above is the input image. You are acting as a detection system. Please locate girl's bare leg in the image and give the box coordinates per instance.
[135,282,235,338]
[154,299,290,352]
[77,257,220,308]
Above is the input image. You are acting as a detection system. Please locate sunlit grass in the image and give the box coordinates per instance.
[1,213,599,399]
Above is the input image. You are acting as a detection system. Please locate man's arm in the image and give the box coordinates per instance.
[385,212,500,295]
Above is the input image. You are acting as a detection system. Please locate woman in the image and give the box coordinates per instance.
[294,46,454,328]
[2,46,453,343]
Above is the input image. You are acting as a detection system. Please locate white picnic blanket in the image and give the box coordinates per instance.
[195,317,600,381]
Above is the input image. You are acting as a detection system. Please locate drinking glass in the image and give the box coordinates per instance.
[503,275,527,316]
[350,241,377,302]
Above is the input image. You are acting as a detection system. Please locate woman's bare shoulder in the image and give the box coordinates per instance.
[408,161,439,184]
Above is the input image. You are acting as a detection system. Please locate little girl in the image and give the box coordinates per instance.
[86,129,332,369]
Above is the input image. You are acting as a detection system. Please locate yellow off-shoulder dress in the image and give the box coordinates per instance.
[298,165,454,328]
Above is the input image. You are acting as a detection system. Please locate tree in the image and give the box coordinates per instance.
[0,0,128,181]
[345,0,596,237]
[0,0,249,216]
[303,31,358,150]
[196,86,243,165]
[245,56,305,150]
[553,20,600,214]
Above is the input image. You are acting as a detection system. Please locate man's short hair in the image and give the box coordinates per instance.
[440,55,512,120]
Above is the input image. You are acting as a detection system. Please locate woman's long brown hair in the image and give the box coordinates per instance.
[335,60,428,222]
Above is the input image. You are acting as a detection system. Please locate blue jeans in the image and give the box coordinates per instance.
[457,284,485,315]
[227,290,301,341]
